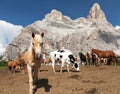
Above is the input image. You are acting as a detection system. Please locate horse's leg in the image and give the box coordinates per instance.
[32,68,35,82]
[22,63,26,74]
[34,68,39,81]
[8,67,11,74]
[80,60,82,66]
[86,60,88,65]
[81,61,83,65]
[13,66,16,74]
[27,64,34,94]
[60,60,64,74]
[51,59,56,73]
[90,59,92,65]
[88,59,90,66]
[90,59,92,66]
[88,59,90,65]
[60,65,63,73]
[98,58,102,66]
[114,57,118,66]
[66,64,70,73]
[32,68,38,93]
[86,59,89,66]
[113,57,117,66]
[110,57,114,65]
[31,67,38,92]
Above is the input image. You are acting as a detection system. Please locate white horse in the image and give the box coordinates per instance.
[24,32,44,94]
[50,49,79,73]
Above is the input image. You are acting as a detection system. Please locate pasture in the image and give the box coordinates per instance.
[0,65,120,94]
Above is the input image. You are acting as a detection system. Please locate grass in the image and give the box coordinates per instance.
[0,66,7,71]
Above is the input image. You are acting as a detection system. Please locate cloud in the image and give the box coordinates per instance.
[0,20,23,55]
[115,25,120,30]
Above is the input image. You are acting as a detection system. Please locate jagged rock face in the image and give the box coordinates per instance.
[3,3,120,60]
[3,32,31,60]
[61,29,120,55]
[45,9,63,20]
[87,3,114,32]
[87,3,107,22]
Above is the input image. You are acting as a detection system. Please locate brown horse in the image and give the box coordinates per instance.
[91,49,118,65]
[24,32,44,94]
[8,60,20,74]
[16,54,26,74]
[86,51,92,65]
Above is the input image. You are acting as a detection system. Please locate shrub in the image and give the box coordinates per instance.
[0,60,8,67]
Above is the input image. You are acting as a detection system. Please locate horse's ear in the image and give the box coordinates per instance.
[40,32,44,38]
[32,32,35,38]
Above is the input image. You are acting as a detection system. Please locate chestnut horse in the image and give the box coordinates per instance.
[91,49,118,65]
[15,54,26,74]
[24,32,44,94]
[8,60,20,74]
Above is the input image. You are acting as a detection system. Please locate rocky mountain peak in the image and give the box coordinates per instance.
[2,3,120,60]
[87,3,107,22]
[45,9,63,20]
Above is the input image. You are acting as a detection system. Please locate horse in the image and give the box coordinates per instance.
[44,57,51,65]
[91,49,118,65]
[91,53,101,65]
[50,49,79,73]
[24,32,44,94]
[8,53,27,74]
[8,60,20,74]
[15,54,27,74]
[79,52,87,65]
[85,52,92,65]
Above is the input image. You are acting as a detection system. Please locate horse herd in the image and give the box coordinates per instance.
[7,32,118,94]
[79,49,118,66]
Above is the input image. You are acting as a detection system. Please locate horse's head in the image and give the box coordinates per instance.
[31,32,44,59]
[73,62,79,71]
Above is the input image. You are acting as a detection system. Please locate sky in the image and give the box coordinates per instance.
[0,0,120,27]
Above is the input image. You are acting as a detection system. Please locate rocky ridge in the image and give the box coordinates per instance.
[3,3,120,60]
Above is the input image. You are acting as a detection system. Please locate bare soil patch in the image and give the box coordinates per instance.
[0,65,120,94]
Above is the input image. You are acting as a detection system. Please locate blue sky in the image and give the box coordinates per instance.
[0,0,120,27]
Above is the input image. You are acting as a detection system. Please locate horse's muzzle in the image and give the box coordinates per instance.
[35,53,41,60]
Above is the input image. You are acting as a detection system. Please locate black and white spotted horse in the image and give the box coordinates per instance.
[50,49,79,73]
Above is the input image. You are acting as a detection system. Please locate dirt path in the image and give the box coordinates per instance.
[0,65,120,94]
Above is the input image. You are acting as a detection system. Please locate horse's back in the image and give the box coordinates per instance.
[92,49,116,58]
[8,61,16,67]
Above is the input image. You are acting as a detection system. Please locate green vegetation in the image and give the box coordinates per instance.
[0,60,8,67]
[0,66,7,71]
[0,59,8,71]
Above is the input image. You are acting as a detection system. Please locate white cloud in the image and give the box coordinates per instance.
[115,25,120,30]
[0,20,23,55]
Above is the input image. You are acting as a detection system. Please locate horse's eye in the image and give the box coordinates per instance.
[32,43,34,46]
[41,42,43,46]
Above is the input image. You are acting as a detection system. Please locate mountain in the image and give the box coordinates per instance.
[2,3,120,60]
[0,20,23,55]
